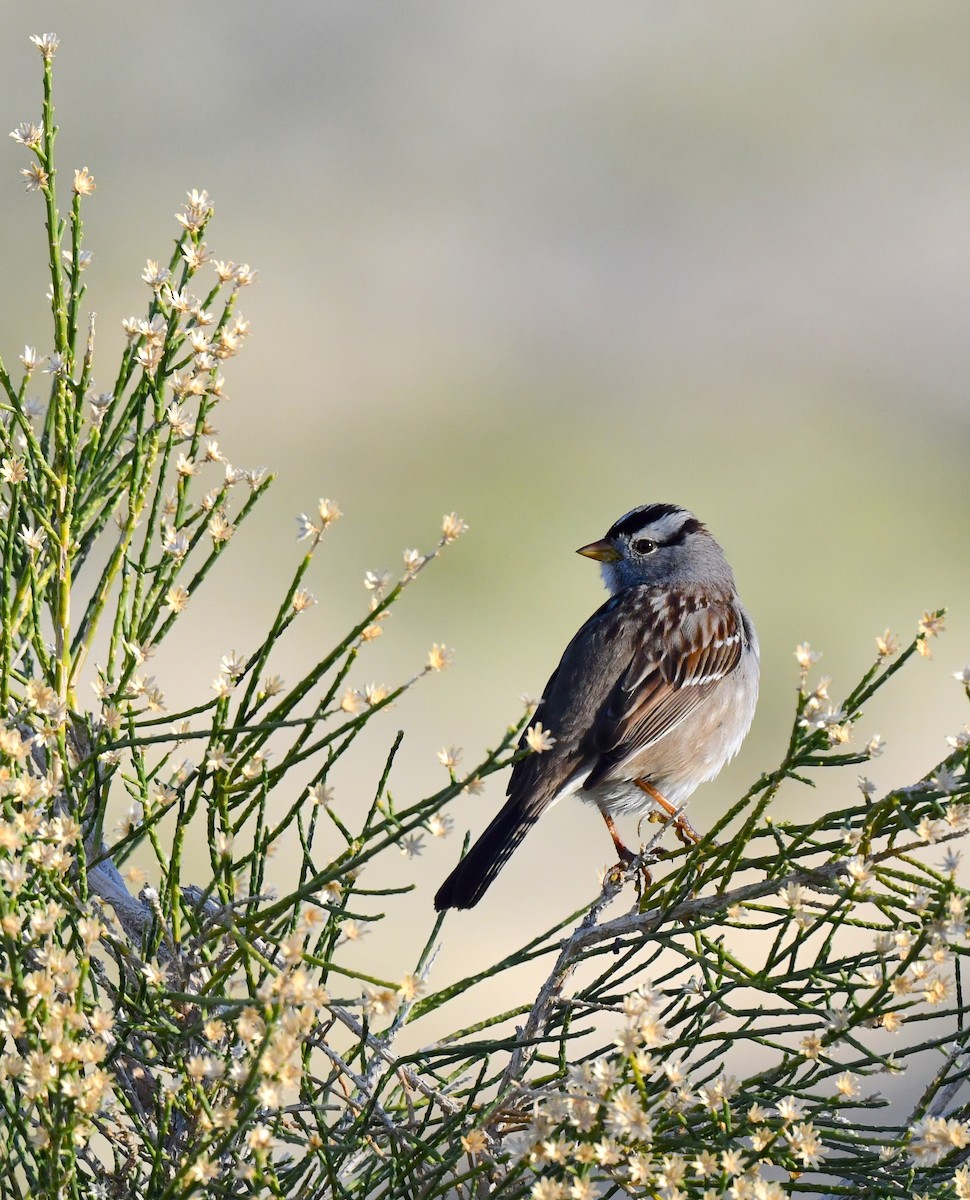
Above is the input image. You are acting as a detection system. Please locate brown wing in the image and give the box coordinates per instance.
[505,588,746,810]
[582,593,744,789]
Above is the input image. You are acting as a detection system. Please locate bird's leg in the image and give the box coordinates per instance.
[602,812,634,864]
[635,779,703,847]
[601,812,651,893]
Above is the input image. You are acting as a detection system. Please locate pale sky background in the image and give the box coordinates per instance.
[1,4,969,1015]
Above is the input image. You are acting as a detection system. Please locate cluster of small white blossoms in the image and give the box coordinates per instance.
[118,190,260,565]
[850,891,968,1037]
[91,646,166,739]
[6,38,58,192]
[775,790,970,1046]
[219,961,334,1183]
[296,496,343,544]
[794,644,856,747]
[0,721,114,1145]
[111,917,335,1188]
[205,738,269,790]
[360,972,427,1024]
[906,1115,970,1169]
[498,983,827,1199]
[794,621,950,752]
[210,648,250,701]
[130,908,429,1178]
[0,341,44,525]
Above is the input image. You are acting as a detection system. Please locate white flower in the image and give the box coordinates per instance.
[296,512,318,540]
[309,783,333,807]
[64,249,94,275]
[428,812,454,838]
[946,727,970,751]
[875,629,900,657]
[525,722,556,753]
[824,1007,848,1033]
[932,767,962,794]
[44,352,69,377]
[21,162,48,192]
[141,961,168,987]
[141,259,171,289]
[399,833,425,859]
[364,569,391,593]
[19,524,45,553]
[441,512,468,542]
[2,458,26,485]
[259,674,285,699]
[9,122,42,149]
[247,1124,272,1153]
[175,189,212,233]
[845,855,872,886]
[340,919,368,942]
[800,704,847,733]
[917,611,946,656]
[211,674,234,699]
[794,642,821,670]
[361,985,400,1021]
[162,527,189,558]
[317,497,341,525]
[209,512,233,543]
[437,746,462,770]
[787,1120,826,1168]
[89,392,112,423]
[220,651,246,679]
[427,644,453,672]
[29,33,60,59]
[207,744,229,771]
[182,241,210,270]
[778,882,807,911]
[775,1095,806,1123]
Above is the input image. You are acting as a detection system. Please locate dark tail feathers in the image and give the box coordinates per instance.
[434,801,539,910]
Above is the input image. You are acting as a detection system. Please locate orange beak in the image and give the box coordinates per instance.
[576,538,621,563]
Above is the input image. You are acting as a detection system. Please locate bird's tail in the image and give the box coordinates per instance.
[434,800,540,910]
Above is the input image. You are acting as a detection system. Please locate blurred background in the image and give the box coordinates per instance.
[1,3,968,1006]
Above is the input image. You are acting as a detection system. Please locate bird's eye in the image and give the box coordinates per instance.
[632,537,657,555]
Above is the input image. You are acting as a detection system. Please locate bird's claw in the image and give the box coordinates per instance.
[607,849,657,899]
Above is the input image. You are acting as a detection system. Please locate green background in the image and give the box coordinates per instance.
[1,5,968,994]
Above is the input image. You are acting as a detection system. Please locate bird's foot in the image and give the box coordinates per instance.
[606,852,653,897]
[636,779,716,849]
[645,808,705,848]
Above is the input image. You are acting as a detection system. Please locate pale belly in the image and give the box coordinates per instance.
[575,657,759,819]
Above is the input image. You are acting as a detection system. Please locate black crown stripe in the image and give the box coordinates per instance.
[606,504,703,546]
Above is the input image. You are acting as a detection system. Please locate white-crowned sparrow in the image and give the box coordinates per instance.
[434,503,759,911]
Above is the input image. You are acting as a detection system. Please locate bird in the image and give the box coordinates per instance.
[434,502,759,911]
